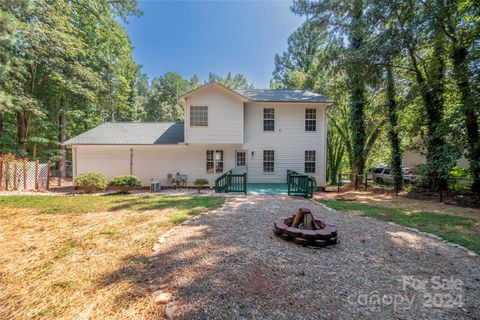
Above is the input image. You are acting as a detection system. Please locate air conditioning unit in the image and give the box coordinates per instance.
[150,180,161,192]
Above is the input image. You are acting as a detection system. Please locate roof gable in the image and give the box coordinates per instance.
[179,82,249,102]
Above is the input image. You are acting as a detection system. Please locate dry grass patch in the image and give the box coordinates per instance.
[0,195,224,319]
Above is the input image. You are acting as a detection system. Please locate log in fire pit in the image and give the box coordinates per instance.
[273,208,338,247]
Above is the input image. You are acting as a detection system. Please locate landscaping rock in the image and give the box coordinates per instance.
[425,233,443,240]
[152,243,161,252]
[165,303,178,319]
[153,291,172,304]
[148,256,160,262]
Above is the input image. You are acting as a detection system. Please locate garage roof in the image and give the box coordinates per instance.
[64,122,184,145]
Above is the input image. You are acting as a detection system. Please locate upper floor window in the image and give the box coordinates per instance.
[263,150,274,173]
[206,150,223,173]
[305,108,317,131]
[305,150,316,173]
[263,108,275,131]
[190,106,208,126]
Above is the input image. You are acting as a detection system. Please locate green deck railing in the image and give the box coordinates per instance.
[287,169,317,198]
[214,170,247,195]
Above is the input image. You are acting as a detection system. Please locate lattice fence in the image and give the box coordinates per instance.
[0,154,50,191]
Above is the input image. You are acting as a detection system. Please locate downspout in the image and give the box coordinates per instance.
[130,148,133,175]
[324,105,328,189]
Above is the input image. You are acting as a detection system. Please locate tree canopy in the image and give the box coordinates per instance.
[0,1,253,177]
[271,0,479,191]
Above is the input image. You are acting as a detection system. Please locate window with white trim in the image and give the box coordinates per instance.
[305,150,316,173]
[236,151,246,167]
[263,150,274,173]
[190,106,208,126]
[305,108,317,131]
[263,108,274,131]
[206,150,223,173]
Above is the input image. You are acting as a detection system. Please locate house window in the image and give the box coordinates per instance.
[305,108,316,131]
[190,106,208,126]
[236,151,246,167]
[263,108,274,131]
[305,150,316,173]
[263,150,274,173]
[206,150,223,173]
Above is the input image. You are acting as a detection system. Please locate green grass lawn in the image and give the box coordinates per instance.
[318,199,480,254]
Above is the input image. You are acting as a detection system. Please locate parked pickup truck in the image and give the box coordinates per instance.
[370,167,416,184]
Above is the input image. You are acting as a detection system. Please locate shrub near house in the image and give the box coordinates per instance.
[74,172,107,193]
[193,178,209,193]
[109,175,141,193]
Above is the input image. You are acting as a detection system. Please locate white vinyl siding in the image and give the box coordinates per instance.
[243,102,327,186]
[74,144,238,186]
[75,146,130,182]
[184,85,244,143]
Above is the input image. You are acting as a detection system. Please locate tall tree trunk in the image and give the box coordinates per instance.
[407,28,447,190]
[58,96,68,178]
[0,113,3,149]
[17,111,26,150]
[451,44,480,192]
[425,30,447,190]
[327,133,344,184]
[32,122,39,158]
[385,64,403,191]
[348,0,366,176]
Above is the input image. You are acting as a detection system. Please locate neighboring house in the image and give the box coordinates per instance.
[403,138,469,169]
[65,82,332,188]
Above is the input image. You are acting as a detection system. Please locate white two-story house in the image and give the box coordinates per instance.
[65,82,332,189]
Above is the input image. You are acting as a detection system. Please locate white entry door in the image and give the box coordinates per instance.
[235,150,247,174]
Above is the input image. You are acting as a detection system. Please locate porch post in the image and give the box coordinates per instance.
[243,173,247,195]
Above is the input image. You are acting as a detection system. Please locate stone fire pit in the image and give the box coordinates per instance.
[273,208,338,247]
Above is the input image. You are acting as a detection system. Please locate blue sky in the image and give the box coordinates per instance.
[124,1,305,88]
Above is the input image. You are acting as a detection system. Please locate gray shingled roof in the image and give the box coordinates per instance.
[234,89,332,103]
[64,122,184,145]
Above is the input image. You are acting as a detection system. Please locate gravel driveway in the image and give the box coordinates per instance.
[151,196,480,319]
